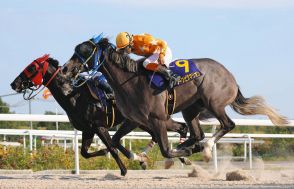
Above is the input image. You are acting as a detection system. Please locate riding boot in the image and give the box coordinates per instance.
[97,80,115,100]
[156,65,180,89]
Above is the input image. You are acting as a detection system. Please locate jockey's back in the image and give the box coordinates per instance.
[132,33,167,57]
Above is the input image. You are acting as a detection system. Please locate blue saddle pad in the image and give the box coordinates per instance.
[86,80,108,106]
[148,59,202,89]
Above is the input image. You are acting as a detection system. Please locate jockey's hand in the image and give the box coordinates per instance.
[159,54,165,65]
[154,47,161,54]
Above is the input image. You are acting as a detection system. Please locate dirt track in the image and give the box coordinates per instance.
[0,169,293,189]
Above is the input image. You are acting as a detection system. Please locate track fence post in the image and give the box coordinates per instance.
[244,134,253,169]
[248,135,252,169]
[64,138,67,152]
[23,135,26,154]
[244,141,247,162]
[34,136,37,152]
[212,125,218,172]
[74,129,80,175]
[29,131,33,156]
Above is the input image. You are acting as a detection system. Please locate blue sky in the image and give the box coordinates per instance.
[1,0,293,119]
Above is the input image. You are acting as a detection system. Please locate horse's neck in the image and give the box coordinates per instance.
[102,60,140,94]
[44,72,74,113]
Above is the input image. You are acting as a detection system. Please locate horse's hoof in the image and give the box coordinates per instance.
[192,143,204,153]
[121,169,127,176]
[179,157,192,165]
[140,162,147,170]
[164,158,174,169]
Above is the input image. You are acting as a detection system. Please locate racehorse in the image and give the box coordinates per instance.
[10,55,190,176]
[62,37,288,162]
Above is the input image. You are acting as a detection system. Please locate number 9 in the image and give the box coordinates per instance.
[175,60,189,73]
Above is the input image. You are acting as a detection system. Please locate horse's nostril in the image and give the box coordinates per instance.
[10,83,15,90]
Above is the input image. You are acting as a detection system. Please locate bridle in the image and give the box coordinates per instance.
[71,35,107,88]
[21,54,60,100]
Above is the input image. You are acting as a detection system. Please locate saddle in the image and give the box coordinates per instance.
[148,59,203,90]
[146,59,203,115]
[86,81,116,128]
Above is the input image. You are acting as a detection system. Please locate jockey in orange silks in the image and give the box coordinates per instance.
[116,32,180,88]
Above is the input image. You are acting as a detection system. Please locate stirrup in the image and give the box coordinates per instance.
[168,74,180,89]
[105,93,115,100]
[168,79,177,89]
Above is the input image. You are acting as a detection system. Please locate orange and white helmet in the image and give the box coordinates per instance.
[116,32,133,49]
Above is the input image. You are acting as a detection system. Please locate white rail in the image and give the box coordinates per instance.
[0,114,293,174]
[1,114,294,126]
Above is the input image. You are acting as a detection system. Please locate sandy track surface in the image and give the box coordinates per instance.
[0,169,294,189]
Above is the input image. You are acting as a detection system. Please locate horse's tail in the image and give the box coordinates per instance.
[230,87,288,126]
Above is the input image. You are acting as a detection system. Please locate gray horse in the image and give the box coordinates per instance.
[63,37,288,162]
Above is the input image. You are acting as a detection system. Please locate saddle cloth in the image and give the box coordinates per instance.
[149,59,202,90]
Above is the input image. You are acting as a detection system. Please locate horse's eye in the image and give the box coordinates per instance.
[27,65,36,73]
[62,66,68,74]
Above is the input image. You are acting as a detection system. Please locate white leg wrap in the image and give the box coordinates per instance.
[205,137,216,151]
[130,152,137,160]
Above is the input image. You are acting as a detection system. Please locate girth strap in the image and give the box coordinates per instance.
[105,100,116,128]
[165,89,176,115]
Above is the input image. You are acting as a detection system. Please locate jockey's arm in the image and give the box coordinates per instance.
[157,39,167,65]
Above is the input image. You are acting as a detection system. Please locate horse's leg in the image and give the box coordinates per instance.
[96,126,127,176]
[137,124,157,168]
[149,117,192,158]
[203,107,235,162]
[177,103,205,151]
[112,120,137,159]
[165,121,188,139]
[112,120,148,162]
[161,119,189,168]
[80,131,108,158]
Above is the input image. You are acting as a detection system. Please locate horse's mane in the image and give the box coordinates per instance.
[98,38,139,73]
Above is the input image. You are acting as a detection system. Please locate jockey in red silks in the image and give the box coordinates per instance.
[115,32,180,88]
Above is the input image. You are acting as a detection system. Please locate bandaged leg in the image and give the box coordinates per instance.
[130,140,154,162]
[137,140,156,170]
[141,139,156,156]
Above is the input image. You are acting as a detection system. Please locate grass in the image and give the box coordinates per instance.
[0,138,294,171]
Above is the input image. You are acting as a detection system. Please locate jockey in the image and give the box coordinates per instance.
[80,72,114,99]
[115,32,180,88]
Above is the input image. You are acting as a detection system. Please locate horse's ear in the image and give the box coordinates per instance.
[92,32,104,44]
[36,54,50,63]
[48,58,59,68]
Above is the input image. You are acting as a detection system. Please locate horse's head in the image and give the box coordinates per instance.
[11,55,73,98]
[11,54,51,93]
[62,33,107,80]
[62,33,138,87]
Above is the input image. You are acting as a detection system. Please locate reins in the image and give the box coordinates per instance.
[72,40,106,88]
[23,66,60,100]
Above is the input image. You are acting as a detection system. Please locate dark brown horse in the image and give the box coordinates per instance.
[63,37,288,162]
[10,55,190,176]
